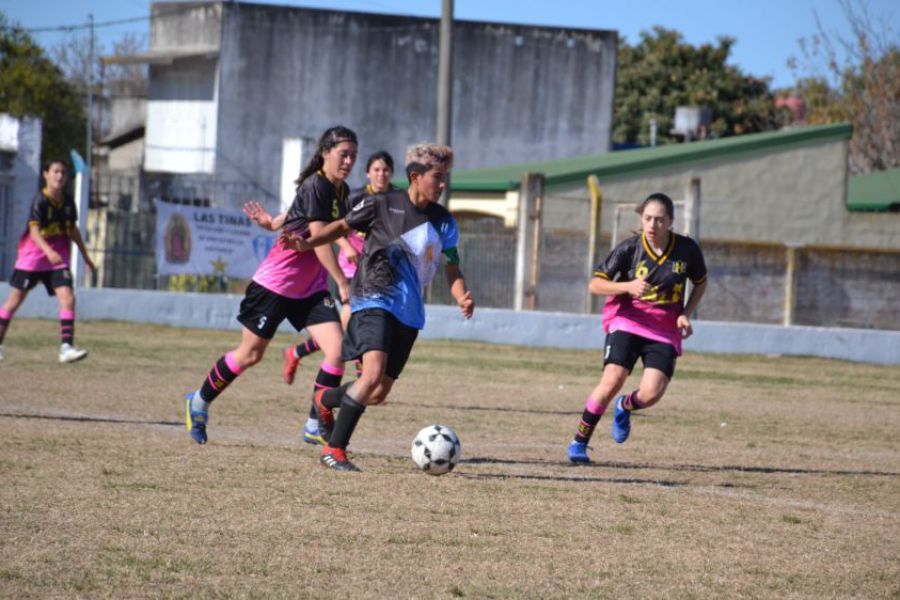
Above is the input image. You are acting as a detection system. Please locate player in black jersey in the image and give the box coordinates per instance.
[567,193,708,463]
[0,159,94,363]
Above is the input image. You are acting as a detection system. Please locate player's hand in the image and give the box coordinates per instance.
[343,245,359,265]
[46,249,63,265]
[626,278,650,298]
[243,201,274,230]
[457,291,474,319]
[278,230,309,252]
[677,314,693,339]
[337,280,351,305]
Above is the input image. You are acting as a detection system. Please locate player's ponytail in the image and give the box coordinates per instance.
[295,126,358,188]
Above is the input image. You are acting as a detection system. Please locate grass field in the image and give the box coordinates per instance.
[1,318,899,599]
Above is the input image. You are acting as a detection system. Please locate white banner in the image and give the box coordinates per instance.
[156,203,276,278]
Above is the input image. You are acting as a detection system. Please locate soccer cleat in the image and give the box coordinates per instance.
[185,392,209,444]
[282,346,300,385]
[313,389,334,444]
[59,343,88,363]
[302,423,325,446]
[567,440,591,463]
[611,395,632,443]
[319,445,360,472]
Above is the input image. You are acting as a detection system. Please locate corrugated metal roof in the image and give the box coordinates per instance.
[847,167,900,212]
[449,123,853,193]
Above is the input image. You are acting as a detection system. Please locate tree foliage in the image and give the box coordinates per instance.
[0,12,86,162]
[789,0,899,173]
[614,26,779,146]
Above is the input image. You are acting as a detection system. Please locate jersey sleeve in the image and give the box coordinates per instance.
[594,238,634,281]
[290,176,337,225]
[686,239,708,284]
[438,212,460,250]
[344,194,378,233]
[28,194,46,227]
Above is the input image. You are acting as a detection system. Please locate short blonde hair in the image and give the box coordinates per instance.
[405,143,454,170]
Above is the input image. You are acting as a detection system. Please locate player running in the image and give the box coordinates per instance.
[183,126,357,445]
[281,143,474,471]
[0,159,95,363]
[567,192,708,463]
[280,150,397,383]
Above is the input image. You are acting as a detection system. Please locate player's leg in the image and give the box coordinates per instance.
[611,340,676,444]
[568,331,637,463]
[303,320,344,445]
[0,281,30,360]
[54,283,88,363]
[340,302,362,377]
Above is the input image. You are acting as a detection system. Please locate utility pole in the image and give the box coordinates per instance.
[436,0,453,205]
[86,13,94,181]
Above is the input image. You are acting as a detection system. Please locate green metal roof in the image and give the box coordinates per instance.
[450,123,853,193]
[846,167,900,212]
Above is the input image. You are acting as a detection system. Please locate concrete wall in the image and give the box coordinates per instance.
[0,116,42,279]
[3,283,898,365]
[150,2,222,51]
[213,3,616,202]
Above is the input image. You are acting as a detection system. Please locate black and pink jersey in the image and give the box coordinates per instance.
[595,232,707,354]
[15,190,77,271]
[344,189,459,329]
[252,172,349,299]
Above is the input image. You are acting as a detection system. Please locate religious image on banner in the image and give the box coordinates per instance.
[156,202,276,279]
[164,212,192,264]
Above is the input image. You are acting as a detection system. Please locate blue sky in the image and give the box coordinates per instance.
[2,0,898,89]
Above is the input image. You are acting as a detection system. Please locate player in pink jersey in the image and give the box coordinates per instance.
[0,159,95,363]
[183,126,357,445]
[278,150,396,383]
[567,193,708,463]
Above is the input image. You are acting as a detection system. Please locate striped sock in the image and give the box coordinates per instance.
[621,390,644,411]
[59,310,75,346]
[198,351,244,403]
[574,396,606,444]
[0,307,13,344]
[295,338,320,360]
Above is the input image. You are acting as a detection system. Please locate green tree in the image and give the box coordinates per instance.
[0,12,86,162]
[614,27,779,146]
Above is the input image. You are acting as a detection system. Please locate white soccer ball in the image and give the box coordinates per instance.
[411,424,460,476]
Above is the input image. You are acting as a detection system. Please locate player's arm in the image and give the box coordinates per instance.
[243,201,286,231]
[28,223,62,265]
[67,223,95,271]
[306,220,351,302]
[589,274,649,298]
[334,236,359,264]
[444,248,474,319]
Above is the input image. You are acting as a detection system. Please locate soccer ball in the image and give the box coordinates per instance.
[411,424,460,476]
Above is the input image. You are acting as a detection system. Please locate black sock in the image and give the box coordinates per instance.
[574,398,606,444]
[328,394,366,449]
[199,355,240,403]
[0,315,10,345]
[295,338,320,359]
[321,382,353,410]
[60,317,74,346]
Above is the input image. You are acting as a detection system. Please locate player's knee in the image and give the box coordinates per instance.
[240,349,264,367]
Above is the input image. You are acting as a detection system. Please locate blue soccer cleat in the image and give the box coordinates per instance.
[567,440,591,464]
[185,392,208,445]
[302,423,325,446]
[611,395,631,443]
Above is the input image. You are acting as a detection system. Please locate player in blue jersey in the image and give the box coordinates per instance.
[281,143,474,471]
[567,193,708,463]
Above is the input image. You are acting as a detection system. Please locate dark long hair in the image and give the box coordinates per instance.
[636,192,675,220]
[366,150,394,173]
[295,126,358,188]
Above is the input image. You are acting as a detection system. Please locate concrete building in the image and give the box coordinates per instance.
[441,123,900,328]
[114,1,617,210]
[0,114,42,280]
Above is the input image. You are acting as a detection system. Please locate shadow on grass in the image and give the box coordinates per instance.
[460,470,689,487]
[461,456,899,478]
[0,411,181,427]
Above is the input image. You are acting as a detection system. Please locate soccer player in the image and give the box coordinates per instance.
[0,159,95,363]
[567,192,708,463]
[183,126,358,445]
[280,150,397,382]
[281,143,474,471]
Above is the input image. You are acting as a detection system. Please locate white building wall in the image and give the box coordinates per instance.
[144,57,218,174]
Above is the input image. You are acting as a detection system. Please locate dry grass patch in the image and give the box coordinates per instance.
[0,319,898,598]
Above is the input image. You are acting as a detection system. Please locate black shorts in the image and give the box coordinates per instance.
[237,282,340,340]
[10,268,73,296]
[604,330,678,379]
[341,308,419,379]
